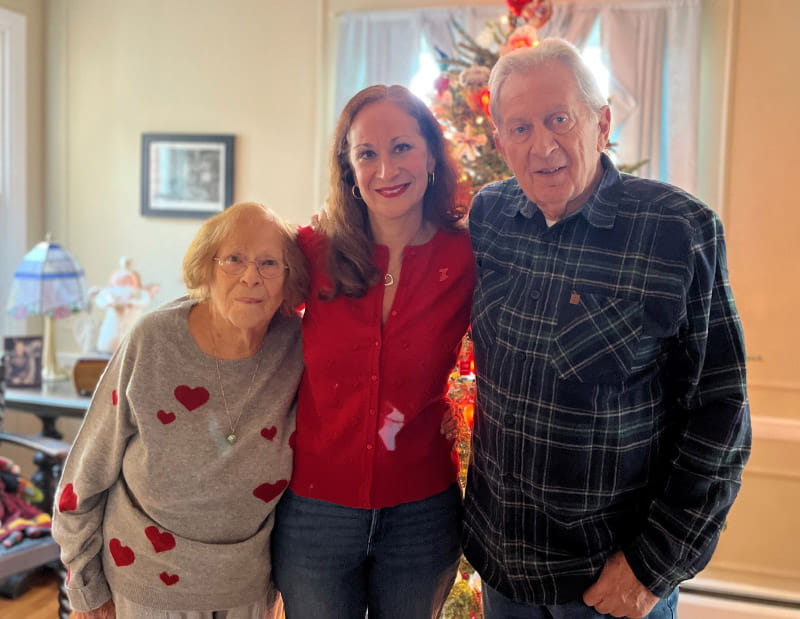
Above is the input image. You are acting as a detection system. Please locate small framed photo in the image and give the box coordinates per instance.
[140,133,235,218]
[3,336,43,388]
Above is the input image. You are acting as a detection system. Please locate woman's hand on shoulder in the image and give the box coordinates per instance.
[71,598,116,619]
[440,403,460,442]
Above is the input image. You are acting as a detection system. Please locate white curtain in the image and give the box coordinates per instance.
[335,7,504,117]
[539,2,600,48]
[335,10,424,118]
[602,0,701,192]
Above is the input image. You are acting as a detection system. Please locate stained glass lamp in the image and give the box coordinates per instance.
[5,236,88,381]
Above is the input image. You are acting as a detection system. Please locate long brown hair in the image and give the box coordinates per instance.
[320,84,467,300]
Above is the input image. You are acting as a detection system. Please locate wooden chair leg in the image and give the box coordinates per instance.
[55,561,71,618]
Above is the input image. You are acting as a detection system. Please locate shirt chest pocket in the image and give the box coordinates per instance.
[550,293,643,384]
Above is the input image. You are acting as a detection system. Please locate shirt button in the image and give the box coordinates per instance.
[516,352,526,361]
[369,408,376,416]
[366,443,373,450]
[370,375,378,382]
[374,339,380,347]
[502,473,514,485]
[530,289,541,300]
[390,310,398,317]
[504,414,514,426]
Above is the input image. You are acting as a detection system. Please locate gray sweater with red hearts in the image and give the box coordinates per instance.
[52,297,302,612]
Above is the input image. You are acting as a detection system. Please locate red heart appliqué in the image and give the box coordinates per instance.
[157,410,176,425]
[160,572,180,586]
[58,483,78,512]
[253,479,288,504]
[112,389,119,405]
[109,538,135,567]
[260,426,277,441]
[174,385,210,411]
[145,526,176,553]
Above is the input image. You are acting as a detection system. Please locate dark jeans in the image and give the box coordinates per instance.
[272,485,463,619]
[483,582,679,619]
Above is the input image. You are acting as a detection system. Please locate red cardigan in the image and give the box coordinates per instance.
[291,226,475,508]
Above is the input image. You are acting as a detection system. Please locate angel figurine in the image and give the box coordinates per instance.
[89,257,159,354]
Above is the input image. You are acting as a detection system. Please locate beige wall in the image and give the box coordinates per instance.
[44,0,323,315]
[698,0,800,594]
[0,0,45,246]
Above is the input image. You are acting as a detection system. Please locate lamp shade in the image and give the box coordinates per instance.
[6,240,87,319]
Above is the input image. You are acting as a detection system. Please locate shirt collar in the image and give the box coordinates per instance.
[501,153,622,229]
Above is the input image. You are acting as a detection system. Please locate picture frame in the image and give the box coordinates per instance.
[140,133,235,218]
[3,336,44,388]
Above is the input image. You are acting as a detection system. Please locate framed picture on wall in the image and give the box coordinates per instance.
[3,336,44,388]
[140,133,235,218]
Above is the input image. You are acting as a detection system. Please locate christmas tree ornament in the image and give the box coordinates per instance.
[505,0,532,18]
[521,0,554,29]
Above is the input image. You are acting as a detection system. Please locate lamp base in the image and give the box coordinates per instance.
[42,366,70,382]
[42,315,69,382]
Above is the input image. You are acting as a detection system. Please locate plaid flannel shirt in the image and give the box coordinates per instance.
[463,154,751,604]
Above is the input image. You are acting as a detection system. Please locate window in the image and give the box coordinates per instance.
[335,1,701,194]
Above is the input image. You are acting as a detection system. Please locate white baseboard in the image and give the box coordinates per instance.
[679,592,800,618]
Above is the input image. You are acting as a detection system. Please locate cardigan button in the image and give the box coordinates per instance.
[370,375,378,382]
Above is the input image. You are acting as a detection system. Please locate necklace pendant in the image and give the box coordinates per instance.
[384,273,395,287]
[226,433,237,444]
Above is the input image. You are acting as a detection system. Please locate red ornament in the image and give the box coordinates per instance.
[521,0,553,29]
[434,74,450,96]
[506,0,532,17]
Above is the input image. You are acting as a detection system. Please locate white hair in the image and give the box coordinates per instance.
[488,38,607,126]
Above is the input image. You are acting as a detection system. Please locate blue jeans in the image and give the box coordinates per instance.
[272,485,462,619]
[482,583,678,619]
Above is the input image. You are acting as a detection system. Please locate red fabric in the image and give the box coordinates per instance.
[292,226,475,508]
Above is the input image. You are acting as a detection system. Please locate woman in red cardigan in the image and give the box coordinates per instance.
[272,84,475,618]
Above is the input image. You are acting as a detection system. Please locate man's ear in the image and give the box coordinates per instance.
[596,105,611,152]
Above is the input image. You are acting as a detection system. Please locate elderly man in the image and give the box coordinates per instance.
[463,38,750,619]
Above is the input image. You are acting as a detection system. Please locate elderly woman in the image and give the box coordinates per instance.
[52,202,307,619]
[272,85,475,618]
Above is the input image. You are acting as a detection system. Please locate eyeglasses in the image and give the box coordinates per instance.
[213,255,288,279]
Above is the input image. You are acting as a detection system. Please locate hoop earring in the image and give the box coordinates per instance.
[428,171,436,186]
[351,185,363,200]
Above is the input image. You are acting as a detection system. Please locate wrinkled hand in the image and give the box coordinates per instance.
[71,598,116,619]
[440,405,459,441]
[582,551,659,618]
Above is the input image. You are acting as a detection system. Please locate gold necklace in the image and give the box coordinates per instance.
[210,331,261,445]
[383,223,429,287]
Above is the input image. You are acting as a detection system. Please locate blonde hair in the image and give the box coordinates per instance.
[182,201,308,315]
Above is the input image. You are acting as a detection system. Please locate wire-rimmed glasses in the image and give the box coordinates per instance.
[213,254,287,279]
